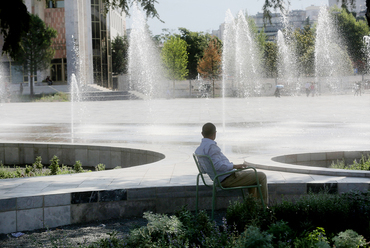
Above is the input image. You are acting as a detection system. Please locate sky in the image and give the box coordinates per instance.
[126,0,329,36]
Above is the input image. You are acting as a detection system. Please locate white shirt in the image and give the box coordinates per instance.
[195,138,235,182]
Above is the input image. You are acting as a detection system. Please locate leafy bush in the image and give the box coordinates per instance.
[267,220,294,245]
[88,231,125,248]
[332,229,366,248]
[35,92,69,102]
[74,160,84,173]
[33,156,43,170]
[226,195,274,232]
[176,207,238,247]
[331,154,370,170]
[95,163,106,171]
[49,155,61,175]
[125,212,186,247]
[272,190,370,240]
[234,226,273,248]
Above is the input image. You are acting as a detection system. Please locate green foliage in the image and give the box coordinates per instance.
[95,163,106,171]
[0,156,92,179]
[102,0,160,21]
[234,226,273,248]
[263,42,278,77]
[332,229,366,248]
[333,6,370,73]
[330,154,370,170]
[293,25,316,76]
[0,0,30,56]
[33,156,43,170]
[73,160,84,173]
[34,92,69,102]
[0,164,16,179]
[161,36,189,81]
[272,190,370,239]
[226,195,274,233]
[49,156,61,175]
[306,227,329,244]
[178,28,214,79]
[175,207,238,247]
[125,212,186,247]
[267,220,293,245]
[12,14,57,96]
[88,231,125,248]
[112,35,128,75]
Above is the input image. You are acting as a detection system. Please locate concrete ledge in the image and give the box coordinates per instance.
[0,142,165,169]
[1,182,370,234]
[245,150,370,178]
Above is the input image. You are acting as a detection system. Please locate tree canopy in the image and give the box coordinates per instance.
[112,35,129,75]
[197,38,222,80]
[0,0,30,57]
[333,6,370,72]
[178,28,214,79]
[161,36,188,81]
[13,14,57,96]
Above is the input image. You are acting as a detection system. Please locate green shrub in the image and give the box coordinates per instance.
[33,156,43,170]
[88,231,125,248]
[226,195,274,232]
[234,226,273,248]
[332,229,366,248]
[267,220,293,245]
[125,212,186,247]
[95,163,105,171]
[331,154,370,171]
[272,191,370,240]
[49,156,61,175]
[0,165,16,179]
[176,207,238,247]
[25,165,32,175]
[74,160,84,173]
[35,92,69,102]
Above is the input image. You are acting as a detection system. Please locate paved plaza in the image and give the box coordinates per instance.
[0,86,370,233]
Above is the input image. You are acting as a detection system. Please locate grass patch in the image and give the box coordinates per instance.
[34,92,70,102]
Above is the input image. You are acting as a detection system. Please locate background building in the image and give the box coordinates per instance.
[0,0,126,89]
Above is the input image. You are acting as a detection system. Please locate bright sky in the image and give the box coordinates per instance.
[126,0,329,36]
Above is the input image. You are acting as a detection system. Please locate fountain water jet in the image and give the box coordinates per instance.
[222,10,263,98]
[276,13,300,95]
[315,6,353,94]
[128,2,165,99]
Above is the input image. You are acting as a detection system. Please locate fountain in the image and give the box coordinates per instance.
[276,13,300,96]
[315,6,353,94]
[222,10,263,98]
[128,2,166,99]
[1,4,370,236]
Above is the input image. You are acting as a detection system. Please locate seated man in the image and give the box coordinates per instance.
[195,122,268,205]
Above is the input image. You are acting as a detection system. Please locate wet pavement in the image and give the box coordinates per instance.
[0,90,370,196]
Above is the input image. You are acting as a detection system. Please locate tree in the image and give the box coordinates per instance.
[161,36,188,95]
[178,28,214,79]
[293,25,316,76]
[0,0,30,56]
[333,7,370,73]
[102,0,160,20]
[197,38,222,97]
[13,14,57,97]
[112,35,129,75]
[263,41,278,78]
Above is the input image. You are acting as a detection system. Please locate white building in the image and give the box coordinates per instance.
[0,0,126,90]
